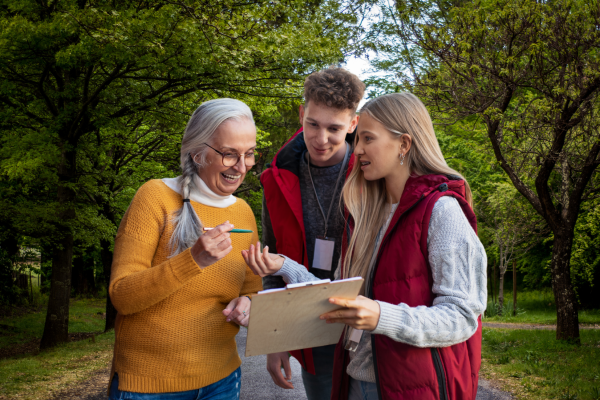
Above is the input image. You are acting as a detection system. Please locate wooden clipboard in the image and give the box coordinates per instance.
[245,277,364,357]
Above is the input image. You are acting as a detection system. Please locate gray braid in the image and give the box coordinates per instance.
[168,154,203,256]
[168,98,254,257]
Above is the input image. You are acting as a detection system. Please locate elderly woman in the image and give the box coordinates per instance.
[107,98,262,400]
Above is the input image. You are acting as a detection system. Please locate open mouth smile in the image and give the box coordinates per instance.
[221,173,241,183]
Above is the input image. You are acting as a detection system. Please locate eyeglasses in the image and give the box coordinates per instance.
[200,143,256,167]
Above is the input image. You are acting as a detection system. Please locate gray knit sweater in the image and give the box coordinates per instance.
[272,196,488,382]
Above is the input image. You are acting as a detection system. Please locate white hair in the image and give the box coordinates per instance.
[169,98,254,256]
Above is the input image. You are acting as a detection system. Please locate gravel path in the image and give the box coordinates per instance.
[49,327,514,399]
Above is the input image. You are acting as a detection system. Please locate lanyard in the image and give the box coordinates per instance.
[307,143,351,237]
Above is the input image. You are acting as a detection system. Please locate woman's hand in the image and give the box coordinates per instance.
[319,295,381,331]
[241,241,284,277]
[223,296,251,327]
[266,352,294,389]
[191,222,233,269]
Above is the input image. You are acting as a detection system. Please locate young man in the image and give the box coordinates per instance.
[260,68,365,399]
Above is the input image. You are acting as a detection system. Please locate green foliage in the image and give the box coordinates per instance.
[483,289,600,324]
[570,199,600,308]
[366,0,600,325]
[482,328,600,399]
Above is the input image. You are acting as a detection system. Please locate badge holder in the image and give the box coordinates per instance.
[312,236,336,271]
[345,327,364,352]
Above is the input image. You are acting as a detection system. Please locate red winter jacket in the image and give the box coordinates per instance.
[260,128,355,374]
[331,174,482,400]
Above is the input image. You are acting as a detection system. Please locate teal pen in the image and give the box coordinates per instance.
[203,227,253,233]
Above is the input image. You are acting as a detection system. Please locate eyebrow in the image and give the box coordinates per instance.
[306,118,344,128]
[220,146,257,152]
[358,130,377,136]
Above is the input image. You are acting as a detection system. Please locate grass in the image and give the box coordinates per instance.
[0,297,107,351]
[0,297,113,400]
[0,331,114,400]
[484,289,600,325]
[481,328,600,400]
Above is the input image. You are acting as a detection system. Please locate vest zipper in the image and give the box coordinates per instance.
[431,348,449,400]
[371,334,384,400]
[368,194,426,400]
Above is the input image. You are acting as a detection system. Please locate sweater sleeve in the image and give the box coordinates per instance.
[261,192,287,290]
[371,196,487,348]
[273,255,321,284]
[109,183,202,315]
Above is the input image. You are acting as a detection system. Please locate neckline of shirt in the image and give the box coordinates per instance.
[301,150,344,175]
[160,175,237,208]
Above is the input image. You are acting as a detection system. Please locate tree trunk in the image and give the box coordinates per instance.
[513,260,517,317]
[552,232,580,343]
[101,239,117,331]
[492,261,497,306]
[40,232,74,350]
[71,252,96,296]
[85,256,97,295]
[498,272,505,316]
[40,147,77,350]
[72,255,85,296]
[39,245,52,294]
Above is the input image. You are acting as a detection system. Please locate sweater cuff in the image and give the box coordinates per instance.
[168,248,202,283]
[372,300,406,337]
[273,255,306,284]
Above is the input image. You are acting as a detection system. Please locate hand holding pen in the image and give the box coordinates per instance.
[190,221,234,269]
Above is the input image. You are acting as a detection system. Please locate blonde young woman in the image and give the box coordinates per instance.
[244,93,487,400]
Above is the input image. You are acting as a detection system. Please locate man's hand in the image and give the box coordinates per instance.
[319,295,381,331]
[223,296,251,327]
[266,352,294,389]
[191,222,233,269]
[241,241,284,277]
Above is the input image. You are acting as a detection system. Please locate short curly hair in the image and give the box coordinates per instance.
[304,67,365,112]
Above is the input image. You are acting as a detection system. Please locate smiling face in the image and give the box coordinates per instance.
[300,101,359,167]
[354,112,411,184]
[196,118,257,196]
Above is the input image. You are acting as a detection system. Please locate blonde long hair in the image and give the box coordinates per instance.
[342,93,473,282]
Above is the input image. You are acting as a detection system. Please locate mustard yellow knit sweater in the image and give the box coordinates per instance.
[108,179,262,393]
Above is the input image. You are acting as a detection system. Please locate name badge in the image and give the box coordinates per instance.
[312,236,335,271]
[345,328,363,352]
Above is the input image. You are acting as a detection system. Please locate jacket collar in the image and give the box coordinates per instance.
[382,174,466,244]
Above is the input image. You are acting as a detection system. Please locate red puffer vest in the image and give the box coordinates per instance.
[260,128,355,374]
[331,174,482,400]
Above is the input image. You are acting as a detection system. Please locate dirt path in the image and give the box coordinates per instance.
[47,328,514,400]
[483,322,600,330]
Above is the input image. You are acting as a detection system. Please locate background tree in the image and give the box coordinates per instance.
[0,0,361,348]
[483,182,547,313]
[368,0,600,342]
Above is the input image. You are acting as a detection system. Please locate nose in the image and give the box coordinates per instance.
[315,129,328,146]
[354,141,364,156]
[233,156,248,174]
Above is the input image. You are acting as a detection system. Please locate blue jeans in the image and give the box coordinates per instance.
[348,378,379,400]
[109,367,241,400]
[301,344,337,400]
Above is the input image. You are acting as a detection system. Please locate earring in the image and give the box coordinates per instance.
[400,153,405,166]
